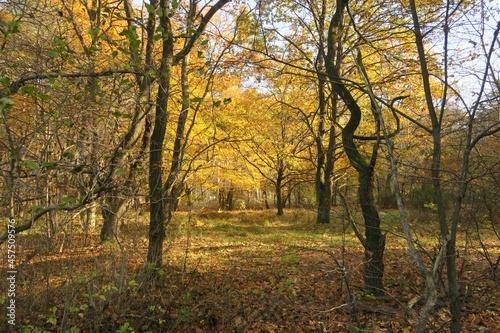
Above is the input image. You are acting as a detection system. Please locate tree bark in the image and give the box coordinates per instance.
[100,0,156,243]
[358,167,385,295]
[408,1,462,329]
[163,54,191,224]
[325,0,385,295]
[100,195,128,242]
[314,2,336,224]
[146,0,174,268]
[263,190,270,209]
[276,165,284,216]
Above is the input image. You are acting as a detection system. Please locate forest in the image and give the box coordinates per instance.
[0,0,499,331]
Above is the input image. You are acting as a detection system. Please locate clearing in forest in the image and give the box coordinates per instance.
[1,208,499,332]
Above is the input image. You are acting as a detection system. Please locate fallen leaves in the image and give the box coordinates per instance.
[0,209,498,332]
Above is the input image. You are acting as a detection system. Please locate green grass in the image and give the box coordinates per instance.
[183,209,350,246]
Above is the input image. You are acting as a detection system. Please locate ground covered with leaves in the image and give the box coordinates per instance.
[1,209,499,332]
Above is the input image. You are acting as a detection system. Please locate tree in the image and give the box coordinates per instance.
[321,0,385,295]
[228,89,311,215]
[349,0,500,330]
[407,0,500,330]
[0,0,147,243]
[99,0,157,243]
[247,0,343,223]
[146,0,232,269]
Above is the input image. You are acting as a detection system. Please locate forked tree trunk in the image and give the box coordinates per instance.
[147,1,173,267]
[325,0,385,296]
[100,195,128,242]
[144,0,240,269]
[314,44,334,224]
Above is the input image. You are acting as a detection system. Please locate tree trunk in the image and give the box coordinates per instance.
[100,195,128,243]
[101,196,127,243]
[146,0,173,268]
[316,181,331,223]
[359,167,385,295]
[313,3,338,224]
[164,54,190,220]
[226,188,234,210]
[219,186,235,210]
[314,49,332,224]
[276,164,285,216]
[144,0,238,269]
[325,0,385,296]
[316,125,336,223]
[408,0,464,329]
[219,187,225,209]
[83,204,96,230]
[276,181,283,216]
[263,190,270,209]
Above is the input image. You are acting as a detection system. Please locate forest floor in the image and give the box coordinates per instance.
[1,208,499,332]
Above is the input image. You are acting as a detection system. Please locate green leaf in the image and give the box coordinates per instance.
[7,20,20,34]
[0,98,15,108]
[172,0,178,9]
[214,100,221,107]
[88,27,100,40]
[88,45,101,53]
[49,51,59,58]
[63,121,73,127]
[201,40,208,46]
[61,197,77,204]
[197,50,203,58]
[115,167,125,175]
[24,161,39,172]
[32,204,45,212]
[145,3,155,14]
[42,161,57,169]
[0,77,10,87]
[223,98,232,105]
[20,86,36,95]
[190,97,202,103]
[74,93,83,101]
[39,94,50,101]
